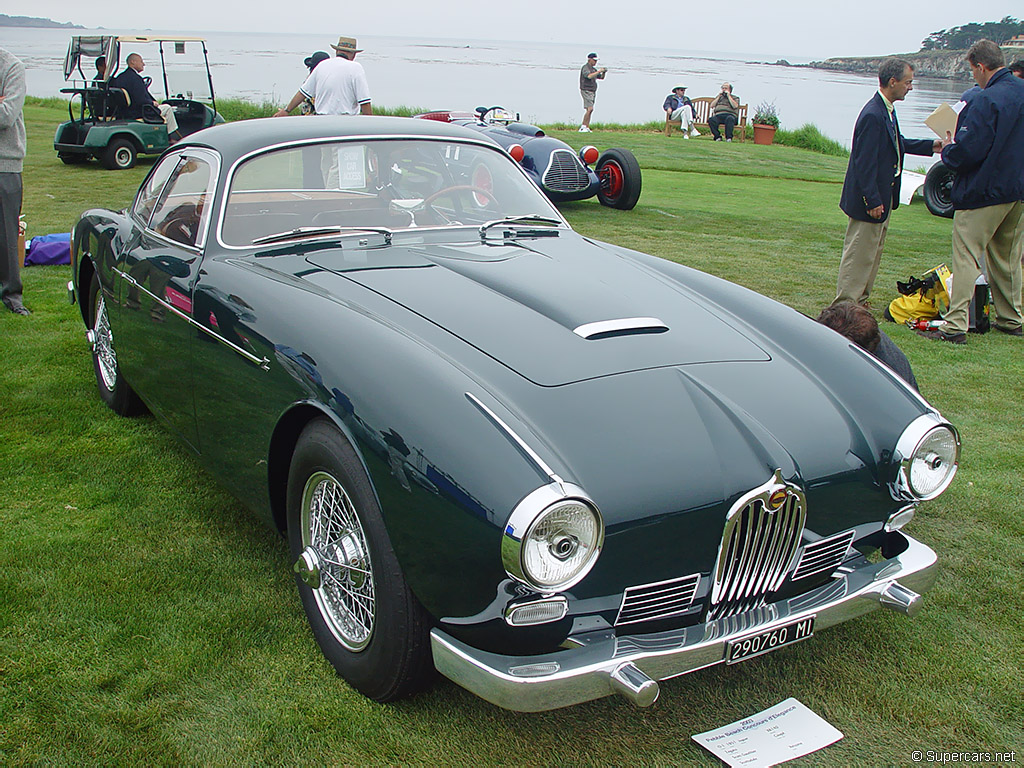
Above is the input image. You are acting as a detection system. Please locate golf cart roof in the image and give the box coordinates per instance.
[63,35,209,81]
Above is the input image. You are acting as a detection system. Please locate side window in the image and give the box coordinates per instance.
[133,155,179,225]
[148,157,214,248]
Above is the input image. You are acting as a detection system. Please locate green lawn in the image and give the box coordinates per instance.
[1,103,1022,766]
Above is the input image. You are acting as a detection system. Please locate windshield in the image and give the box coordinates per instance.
[220,138,563,247]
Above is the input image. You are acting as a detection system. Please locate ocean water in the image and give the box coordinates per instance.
[5,27,966,157]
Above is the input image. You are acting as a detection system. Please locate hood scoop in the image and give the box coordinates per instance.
[573,317,669,340]
[308,236,769,386]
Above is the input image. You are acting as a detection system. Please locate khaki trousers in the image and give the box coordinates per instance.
[834,216,889,305]
[946,201,1024,334]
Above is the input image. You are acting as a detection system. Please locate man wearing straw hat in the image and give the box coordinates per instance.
[275,36,372,117]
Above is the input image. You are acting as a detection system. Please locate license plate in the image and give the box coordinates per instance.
[725,616,815,664]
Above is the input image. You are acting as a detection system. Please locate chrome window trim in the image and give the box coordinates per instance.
[133,148,221,249]
[499,481,604,594]
[113,266,270,370]
[215,134,567,250]
[573,317,669,339]
[890,412,961,501]
[131,151,183,230]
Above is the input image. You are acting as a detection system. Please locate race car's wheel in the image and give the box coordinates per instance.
[287,418,434,702]
[923,162,954,219]
[88,273,145,416]
[102,138,137,171]
[596,148,642,210]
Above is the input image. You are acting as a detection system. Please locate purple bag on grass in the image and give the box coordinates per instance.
[25,233,71,266]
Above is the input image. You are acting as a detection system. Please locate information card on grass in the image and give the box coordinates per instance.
[692,698,843,767]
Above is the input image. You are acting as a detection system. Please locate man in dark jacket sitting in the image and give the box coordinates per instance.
[111,53,181,140]
[920,40,1024,344]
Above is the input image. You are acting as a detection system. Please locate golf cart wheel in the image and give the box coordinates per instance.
[596,148,642,210]
[923,162,954,219]
[102,138,137,171]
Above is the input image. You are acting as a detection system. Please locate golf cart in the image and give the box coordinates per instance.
[54,35,224,170]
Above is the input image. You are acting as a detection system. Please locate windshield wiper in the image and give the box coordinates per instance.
[251,226,393,246]
[479,215,563,241]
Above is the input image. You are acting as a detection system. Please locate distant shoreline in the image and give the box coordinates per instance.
[0,14,83,29]
[797,48,1024,81]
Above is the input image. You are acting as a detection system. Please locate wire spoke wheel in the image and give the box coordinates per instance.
[92,292,118,391]
[302,471,375,651]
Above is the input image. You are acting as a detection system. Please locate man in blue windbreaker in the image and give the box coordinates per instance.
[919,40,1024,344]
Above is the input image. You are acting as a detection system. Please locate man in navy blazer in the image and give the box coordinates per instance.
[834,58,940,306]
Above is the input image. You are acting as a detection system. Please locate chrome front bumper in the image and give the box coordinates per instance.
[430,531,938,712]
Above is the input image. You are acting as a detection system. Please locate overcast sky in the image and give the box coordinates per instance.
[6,1,1023,60]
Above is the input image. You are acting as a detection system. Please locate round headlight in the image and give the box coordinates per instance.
[502,485,604,593]
[522,500,602,589]
[894,415,960,501]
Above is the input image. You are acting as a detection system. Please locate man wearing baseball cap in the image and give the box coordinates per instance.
[579,52,607,132]
[275,36,371,117]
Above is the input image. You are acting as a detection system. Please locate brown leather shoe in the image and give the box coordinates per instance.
[916,328,966,344]
[993,324,1023,337]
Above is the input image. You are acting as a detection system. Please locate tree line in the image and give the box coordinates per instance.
[920,17,1023,50]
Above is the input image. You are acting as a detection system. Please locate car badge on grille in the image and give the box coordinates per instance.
[767,489,788,511]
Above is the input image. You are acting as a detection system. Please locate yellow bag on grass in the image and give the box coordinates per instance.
[884,264,951,325]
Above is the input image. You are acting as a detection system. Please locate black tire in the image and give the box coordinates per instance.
[596,147,642,210]
[59,153,88,165]
[102,138,137,171]
[287,418,433,702]
[88,273,145,416]
[923,162,954,219]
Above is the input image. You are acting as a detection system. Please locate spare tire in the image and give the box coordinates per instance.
[923,162,954,219]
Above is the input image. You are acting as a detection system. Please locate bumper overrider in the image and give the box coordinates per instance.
[431,531,937,711]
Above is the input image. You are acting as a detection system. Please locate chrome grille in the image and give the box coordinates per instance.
[615,573,700,626]
[792,530,854,581]
[542,150,589,192]
[710,470,806,618]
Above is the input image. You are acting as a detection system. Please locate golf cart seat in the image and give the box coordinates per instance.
[88,87,129,121]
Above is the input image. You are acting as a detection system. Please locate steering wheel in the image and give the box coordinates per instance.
[420,185,498,209]
[476,105,508,124]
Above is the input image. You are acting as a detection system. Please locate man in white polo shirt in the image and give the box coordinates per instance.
[275,36,371,117]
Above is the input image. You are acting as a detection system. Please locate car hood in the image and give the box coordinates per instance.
[307,234,769,386]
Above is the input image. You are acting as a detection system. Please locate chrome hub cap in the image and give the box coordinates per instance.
[92,294,118,391]
[301,471,375,651]
[293,547,322,589]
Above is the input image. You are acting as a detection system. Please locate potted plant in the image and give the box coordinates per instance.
[752,101,780,145]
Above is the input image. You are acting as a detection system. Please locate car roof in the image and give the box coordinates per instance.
[180,116,500,166]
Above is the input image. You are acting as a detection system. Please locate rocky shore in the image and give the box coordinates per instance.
[807,50,973,81]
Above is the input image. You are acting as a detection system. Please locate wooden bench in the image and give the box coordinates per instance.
[665,96,747,141]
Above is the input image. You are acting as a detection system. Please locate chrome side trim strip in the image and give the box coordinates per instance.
[572,317,669,339]
[466,392,561,486]
[113,267,270,370]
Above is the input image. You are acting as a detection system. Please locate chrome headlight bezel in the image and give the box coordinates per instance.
[501,482,604,594]
[892,413,961,501]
